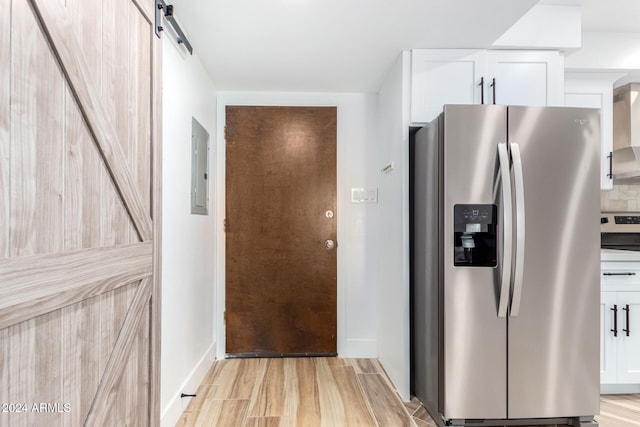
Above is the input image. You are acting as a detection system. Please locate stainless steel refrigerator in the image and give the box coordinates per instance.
[411,105,600,426]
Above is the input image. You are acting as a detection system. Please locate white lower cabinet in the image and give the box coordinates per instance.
[601,288,640,387]
[601,291,618,384]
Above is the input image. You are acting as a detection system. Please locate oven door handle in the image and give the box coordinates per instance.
[603,272,636,276]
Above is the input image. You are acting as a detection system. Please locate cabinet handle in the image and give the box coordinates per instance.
[479,77,485,104]
[490,78,496,104]
[611,305,618,337]
[623,304,630,337]
[607,151,613,179]
[603,272,636,276]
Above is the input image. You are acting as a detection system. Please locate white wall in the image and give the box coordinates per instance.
[161,39,217,426]
[492,4,581,49]
[374,51,411,401]
[565,32,640,72]
[214,92,379,360]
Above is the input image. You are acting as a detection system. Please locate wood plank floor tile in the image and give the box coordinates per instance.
[175,411,198,426]
[412,417,434,427]
[323,357,349,366]
[358,373,415,426]
[315,358,348,426]
[249,358,286,417]
[599,396,640,427]
[404,397,422,416]
[350,358,383,374]
[201,358,228,385]
[597,418,638,427]
[245,416,289,427]
[183,384,217,413]
[329,365,379,426]
[287,358,322,427]
[212,358,266,400]
[195,399,250,427]
[411,405,439,427]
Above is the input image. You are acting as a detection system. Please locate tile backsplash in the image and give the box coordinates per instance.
[601,184,640,211]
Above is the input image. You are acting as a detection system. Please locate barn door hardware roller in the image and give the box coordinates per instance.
[155,0,193,55]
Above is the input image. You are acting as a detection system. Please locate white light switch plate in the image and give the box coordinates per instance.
[351,187,378,203]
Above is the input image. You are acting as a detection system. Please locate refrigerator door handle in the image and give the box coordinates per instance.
[509,143,526,317]
[496,143,513,318]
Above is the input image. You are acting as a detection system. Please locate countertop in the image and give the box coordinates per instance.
[601,249,640,262]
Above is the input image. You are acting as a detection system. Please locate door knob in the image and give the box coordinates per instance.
[325,239,336,251]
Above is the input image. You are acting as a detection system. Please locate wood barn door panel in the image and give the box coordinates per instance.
[0,329,7,427]
[7,311,64,427]
[226,106,337,356]
[29,0,153,241]
[88,279,151,426]
[127,6,153,210]
[120,300,151,425]
[10,0,66,257]
[63,83,107,250]
[0,0,9,260]
[0,281,148,427]
[98,283,138,426]
[61,294,102,427]
[101,0,153,210]
[0,0,160,424]
[0,242,152,330]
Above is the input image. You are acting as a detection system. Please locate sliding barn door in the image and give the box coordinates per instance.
[0,0,161,425]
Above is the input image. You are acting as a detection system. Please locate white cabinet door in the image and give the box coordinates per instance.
[601,292,618,384]
[485,50,564,107]
[410,49,485,123]
[618,292,640,383]
[410,49,564,124]
[565,73,621,190]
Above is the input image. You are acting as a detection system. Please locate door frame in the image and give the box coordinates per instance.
[215,93,347,359]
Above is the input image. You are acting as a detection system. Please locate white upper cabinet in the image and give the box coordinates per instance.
[410,49,564,124]
[410,50,485,124]
[485,50,564,107]
[565,73,622,190]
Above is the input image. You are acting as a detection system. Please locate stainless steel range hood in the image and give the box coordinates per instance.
[613,83,640,182]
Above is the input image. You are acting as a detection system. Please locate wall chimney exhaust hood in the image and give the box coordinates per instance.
[613,83,640,182]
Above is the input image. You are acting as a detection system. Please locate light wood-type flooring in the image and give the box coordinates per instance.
[176,357,422,426]
[597,394,640,427]
[176,357,640,427]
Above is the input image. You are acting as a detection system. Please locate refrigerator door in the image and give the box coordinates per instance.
[507,106,600,419]
[412,115,441,411]
[441,105,508,419]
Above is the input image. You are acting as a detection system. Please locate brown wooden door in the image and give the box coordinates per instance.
[225,106,337,356]
[0,0,161,425]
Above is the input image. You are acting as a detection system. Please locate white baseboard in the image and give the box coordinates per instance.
[161,343,217,427]
[341,339,377,358]
[601,383,640,394]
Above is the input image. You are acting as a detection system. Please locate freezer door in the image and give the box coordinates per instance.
[507,106,600,419]
[412,116,441,410]
[441,105,508,419]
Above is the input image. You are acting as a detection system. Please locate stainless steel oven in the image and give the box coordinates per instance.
[602,212,640,261]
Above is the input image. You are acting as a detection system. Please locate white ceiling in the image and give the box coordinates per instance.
[581,0,640,32]
[169,0,640,93]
